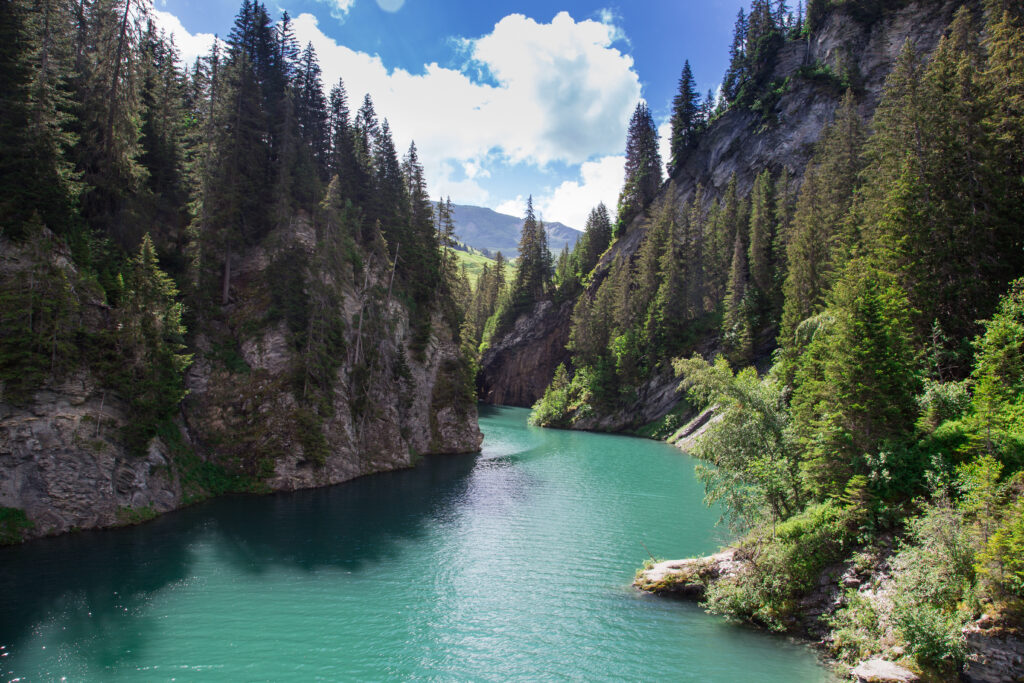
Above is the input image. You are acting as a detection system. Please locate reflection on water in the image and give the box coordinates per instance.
[0,405,831,682]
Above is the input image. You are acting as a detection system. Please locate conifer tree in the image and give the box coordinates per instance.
[616,102,662,233]
[722,9,748,104]
[790,263,920,498]
[780,90,865,351]
[509,197,550,310]
[327,77,358,202]
[747,169,775,301]
[294,42,328,180]
[669,61,700,175]
[0,0,80,236]
[578,203,613,275]
[723,227,753,365]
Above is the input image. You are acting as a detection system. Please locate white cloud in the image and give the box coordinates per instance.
[316,0,355,21]
[290,10,638,192]
[375,0,403,11]
[151,9,641,221]
[534,155,624,229]
[433,161,491,205]
[151,10,221,67]
[495,197,526,218]
[657,119,672,176]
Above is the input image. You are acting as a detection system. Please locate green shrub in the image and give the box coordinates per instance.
[705,501,857,630]
[917,379,971,432]
[828,590,887,663]
[892,600,967,668]
[977,491,1024,600]
[0,507,33,544]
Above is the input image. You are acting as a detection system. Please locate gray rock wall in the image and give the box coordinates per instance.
[0,218,482,542]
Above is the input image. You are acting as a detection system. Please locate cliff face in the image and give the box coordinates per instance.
[478,299,573,408]
[485,0,963,429]
[0,220,482,542]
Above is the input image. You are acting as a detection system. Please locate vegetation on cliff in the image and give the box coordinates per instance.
[530,0,1024,675]
[0,0,478,517]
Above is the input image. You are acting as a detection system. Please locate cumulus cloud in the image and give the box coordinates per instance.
[490,155,623,228]
[315,0,356,21]
[149,9,641,222]
[289,10,639,190]
[151,10,220,67]
[535,155,624,228]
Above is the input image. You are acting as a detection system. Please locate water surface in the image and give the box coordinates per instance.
[0,405,830,681]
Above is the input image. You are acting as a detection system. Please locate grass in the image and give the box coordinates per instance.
[448,246,494,287]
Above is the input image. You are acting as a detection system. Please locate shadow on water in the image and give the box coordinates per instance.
[0,452,478,661]
[206,452,478,573]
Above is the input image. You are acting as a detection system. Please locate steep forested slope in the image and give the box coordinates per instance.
[514,0,1024,677]
[0,0,481,542]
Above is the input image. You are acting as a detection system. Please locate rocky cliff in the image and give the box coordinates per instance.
[0,220,482,542]
[477,299,573,408]
[485,0,964,429]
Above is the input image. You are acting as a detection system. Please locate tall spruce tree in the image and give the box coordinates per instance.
[669,61,701,175]
[780,90,865,353]
[616,102,662,234]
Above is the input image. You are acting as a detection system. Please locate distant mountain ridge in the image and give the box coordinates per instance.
[438,202,582,258]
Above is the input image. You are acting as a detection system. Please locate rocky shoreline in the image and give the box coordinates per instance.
[634,549,1024,682]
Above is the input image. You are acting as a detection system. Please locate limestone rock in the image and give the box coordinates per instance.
[478,299,573,408]
[963,624,1024,683]
[850,659,920,683]
[633,548,745,598]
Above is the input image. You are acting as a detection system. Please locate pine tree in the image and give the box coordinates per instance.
[76,0,149,246]
[295,42,328,180]
[509,197,551,311]
[780,90,865,352]
[722,9,748,104]
[0,0,80,236]
[138,20,188,244]
[747,169,775,301]
[616,102,662,233]
[327,77,358,203]
[373,119,408,249]
[578,203,612,275]
[723,227,753,365]
[669,61,700,175]
[790,263,920,499]
[858,18,1019,351]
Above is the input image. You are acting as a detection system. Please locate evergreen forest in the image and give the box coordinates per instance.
[0,0,476,491]
[520,0,1024,676]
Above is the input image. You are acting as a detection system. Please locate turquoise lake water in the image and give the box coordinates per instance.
[0,405,831,681]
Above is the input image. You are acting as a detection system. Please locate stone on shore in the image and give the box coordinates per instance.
[850,659,920,682]
[633,548,744,598]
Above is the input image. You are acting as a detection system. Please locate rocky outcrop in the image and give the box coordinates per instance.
[668,405,721,453]
[0,380,184,537]
[0,218,483,542]
[849,659,920,683]
[477,299,573,408]
[633,548,744,598]
[962,621,1024,683]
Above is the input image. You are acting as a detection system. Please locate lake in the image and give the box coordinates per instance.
[0,405,830,681]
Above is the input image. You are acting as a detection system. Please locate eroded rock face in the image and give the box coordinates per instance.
[478,299,573,408]
[0,375,184,539]
[962,624,1024,683]
[482,0,963,433]
[0,217,482,543]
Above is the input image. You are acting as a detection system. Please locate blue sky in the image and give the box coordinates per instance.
[154,0,748,228]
